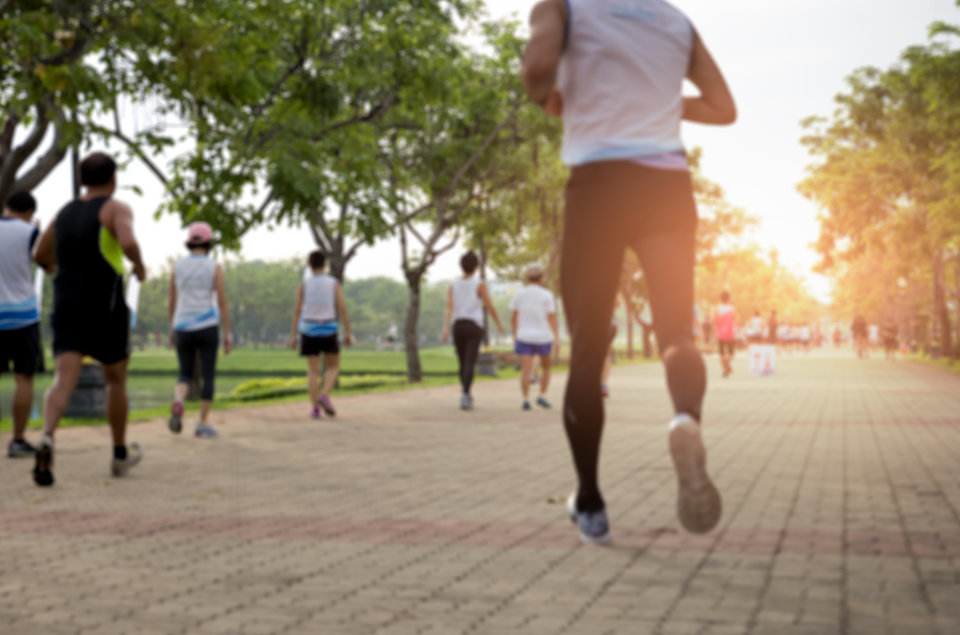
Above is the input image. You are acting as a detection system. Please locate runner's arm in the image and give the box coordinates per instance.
[548,312,560,354]
[522,0,567,115]
[106,201,147,281]
[441,286,453,341]
[290,283,304,349]
[214,264,232,354]
[683,29,736,125]
[335,282,353,347]
[511,310,519,343]
[32,223,56,273]
[479,282,505,335]
[168,271,177,347]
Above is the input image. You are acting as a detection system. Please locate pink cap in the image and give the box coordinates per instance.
[186,221,213,244]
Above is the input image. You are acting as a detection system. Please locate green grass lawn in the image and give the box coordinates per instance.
[2,345,651,431]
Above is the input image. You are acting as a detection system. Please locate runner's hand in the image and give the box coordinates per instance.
[544,89,563,118]
[289,335,297,350]
[344,334,354,348]
[133,261,146,282]
[223,335,233,356]
[441,328,449,342]
[168,329,176,348]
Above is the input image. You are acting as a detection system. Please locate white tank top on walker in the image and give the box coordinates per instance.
[0,217,40,329]
[558,0,694,171]
[299,274,339,337]
[172,255,219,332]
[451,276,484,328]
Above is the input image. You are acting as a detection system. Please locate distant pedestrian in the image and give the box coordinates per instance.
[767,310,779,347]
[747,309,764,344]
[441,250,505,410]
[882,319,898,360]
[290,251,352,418]
[714,291,735,378]
[523,0,735,541]
[31,152,146,486]
[167,222,233,438]
[1,191,41,458]
[851,315,868,359]
[511,264,560,410]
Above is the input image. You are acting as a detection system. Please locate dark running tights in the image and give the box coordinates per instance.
[561,161,707,513]
[175,326,219,401]
[453,319,484,395]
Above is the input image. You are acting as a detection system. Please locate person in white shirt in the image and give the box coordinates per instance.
[523,0,735,542]
[0,192,41,458]
[511,264,560,410]
[167,222,232,438]
[290,251,353,419]
[441,251,505,411]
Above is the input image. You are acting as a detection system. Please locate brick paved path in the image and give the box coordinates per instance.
[2,352,959,634]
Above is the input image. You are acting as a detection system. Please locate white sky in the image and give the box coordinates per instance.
[27,0,960,298]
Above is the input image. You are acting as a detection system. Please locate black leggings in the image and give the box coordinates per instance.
[562,161,707,513]
[175,326,219,401]
[452,319,484,395]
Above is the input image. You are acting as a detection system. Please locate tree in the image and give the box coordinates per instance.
[800,14,960,357]
[378,21,525,381]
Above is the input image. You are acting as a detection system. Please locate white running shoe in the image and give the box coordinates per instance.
[669,414,721,534]
[566,493,611,545]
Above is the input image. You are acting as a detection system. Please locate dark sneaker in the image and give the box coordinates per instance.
[33,437,54,487]
[194,422,219,438]
[318,394,336,416]
[168,401,183,434]
[522,400,532,411]
[111,443,143,478]
[669,414,722,534]
[566,493,611,545]
[536,396,552,409]
[8,438,37,458]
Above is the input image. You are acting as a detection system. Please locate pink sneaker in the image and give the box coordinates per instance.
[168,401,184,434]
[310,407,321,419]
[318,394,336,416]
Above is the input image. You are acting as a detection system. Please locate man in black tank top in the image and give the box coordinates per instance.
[31,152,147,487]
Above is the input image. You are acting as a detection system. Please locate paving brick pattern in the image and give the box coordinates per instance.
[1,352,959,634]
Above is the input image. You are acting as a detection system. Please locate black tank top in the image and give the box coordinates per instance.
[53,196,125,314]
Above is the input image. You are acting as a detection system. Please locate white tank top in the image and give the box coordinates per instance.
[451,277,484,327]
[0,217,40,329]
[302,274,337,323]
[558,0,693,166]
[172,255,219,331]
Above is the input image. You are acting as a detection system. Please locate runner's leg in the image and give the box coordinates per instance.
[102,358,130,449]
[12,373,33,440]
[42,352,84,437]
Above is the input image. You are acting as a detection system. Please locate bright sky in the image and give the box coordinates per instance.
[28,0,960,299]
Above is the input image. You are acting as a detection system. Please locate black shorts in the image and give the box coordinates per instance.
[300,333,340,356]
[718,340,735,357]
[52,303,130,365]
[0,323,41,375]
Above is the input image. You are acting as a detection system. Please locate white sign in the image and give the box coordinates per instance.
[748,345,776,377]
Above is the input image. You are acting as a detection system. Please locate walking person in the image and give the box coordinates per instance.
[1,191,42,458]
[441,250,505,411]
[167,222,232,437]
[523,0,735,542]
[715,291,736,378]
[511,264,560,410]
[767,310,779,348]
[31,152,146,486]
[290,251,352,419]
[851,314,868,359]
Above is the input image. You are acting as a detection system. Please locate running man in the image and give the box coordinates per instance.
[441,250,505,411]
[290,251,352,418]
[1,192,42,458]
[31,152,146,486]
[523,0,735,542]
[167,222,232,437]
[511,264,560,410]
[715,291,736,378]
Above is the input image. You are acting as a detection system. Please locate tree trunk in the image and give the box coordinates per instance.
[622,293,635,359]
[932,250,953,358]
[641,321,654,359]
[404,275,423,382]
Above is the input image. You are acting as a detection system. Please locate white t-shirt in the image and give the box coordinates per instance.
[510,284,556,345]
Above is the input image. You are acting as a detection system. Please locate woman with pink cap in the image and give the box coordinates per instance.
[167,221,232,437]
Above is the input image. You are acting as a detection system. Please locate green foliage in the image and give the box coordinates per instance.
[799,14,960,351]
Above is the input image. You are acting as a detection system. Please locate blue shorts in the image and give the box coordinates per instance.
[515,341,552,356]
